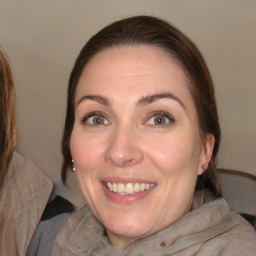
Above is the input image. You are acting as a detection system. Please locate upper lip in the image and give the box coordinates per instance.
[100,177,156,185]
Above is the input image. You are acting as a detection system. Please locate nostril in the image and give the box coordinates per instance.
[106,158,138,167]
[122,159,138,167]
[104,130,144,167]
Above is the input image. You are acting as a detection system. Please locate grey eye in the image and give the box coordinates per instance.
[148,114,171,125]
[154,115,168,125]
[92,116,105,124]
[86,115,109,125]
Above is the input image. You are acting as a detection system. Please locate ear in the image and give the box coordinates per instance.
[198,134,215,175]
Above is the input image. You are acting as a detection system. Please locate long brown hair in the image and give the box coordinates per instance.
[61,16,222,196]
[0,49,17,188]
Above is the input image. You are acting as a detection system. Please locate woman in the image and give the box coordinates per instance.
[53,16,256,255]
[0,48,17,188]
[0,49,53,256]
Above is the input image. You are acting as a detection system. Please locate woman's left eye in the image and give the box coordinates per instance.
[146,112,173,126]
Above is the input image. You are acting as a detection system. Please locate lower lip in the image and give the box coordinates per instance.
[102,183,156,204]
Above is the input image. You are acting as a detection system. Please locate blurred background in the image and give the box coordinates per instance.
[0,0,255,188]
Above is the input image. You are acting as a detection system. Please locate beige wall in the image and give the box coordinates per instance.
[1,0,255,182]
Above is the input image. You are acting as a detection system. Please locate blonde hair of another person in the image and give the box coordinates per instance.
[0,49,17,188]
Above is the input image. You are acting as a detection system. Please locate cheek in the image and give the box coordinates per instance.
[146,133,201,174]
[70,130,102,172]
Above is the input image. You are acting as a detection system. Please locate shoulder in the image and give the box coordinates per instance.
[189,193,256,255]
[219,212,256,255]
[27,193,75,256]
[1,151,53,214]
[198,203,256,255]
[52,205,101,255]
[4,151,53,191]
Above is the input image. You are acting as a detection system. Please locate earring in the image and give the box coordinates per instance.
[202,163,208,171]
[72,159,76,172]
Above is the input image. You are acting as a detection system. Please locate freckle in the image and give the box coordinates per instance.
[160,242,166,247]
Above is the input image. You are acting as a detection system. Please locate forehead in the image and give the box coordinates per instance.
[75,45,193,107]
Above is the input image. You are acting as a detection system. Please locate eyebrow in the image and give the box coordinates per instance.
[137,93,186,109]
[76,92,186,110]
[76,95,110,107]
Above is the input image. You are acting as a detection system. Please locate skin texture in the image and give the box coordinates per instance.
[70,45,214,247]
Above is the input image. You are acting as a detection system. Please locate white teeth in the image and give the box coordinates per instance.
[113,183,117,193]
[117,183,125,193]
[134,183,140,192]
[126,183,134,194]
[107,182,113,191]
[105,182,155,195]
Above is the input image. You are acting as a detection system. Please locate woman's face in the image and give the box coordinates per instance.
[70,45,213,247]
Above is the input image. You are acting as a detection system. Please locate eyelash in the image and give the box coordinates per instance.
[145,110,174,127]
[81,111,109,126]
[80,110,174,127]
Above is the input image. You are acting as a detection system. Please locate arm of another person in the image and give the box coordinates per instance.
[0,152,53,256]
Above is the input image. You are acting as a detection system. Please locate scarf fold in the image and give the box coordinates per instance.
[53,190,256,255]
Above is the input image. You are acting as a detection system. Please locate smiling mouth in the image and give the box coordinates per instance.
[104,182,156,195]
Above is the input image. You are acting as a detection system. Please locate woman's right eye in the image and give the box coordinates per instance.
[81,113,110,126]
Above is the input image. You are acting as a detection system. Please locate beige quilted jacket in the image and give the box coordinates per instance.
[0,152,53,256]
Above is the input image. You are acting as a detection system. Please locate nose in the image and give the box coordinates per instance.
[105,126,144,167]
